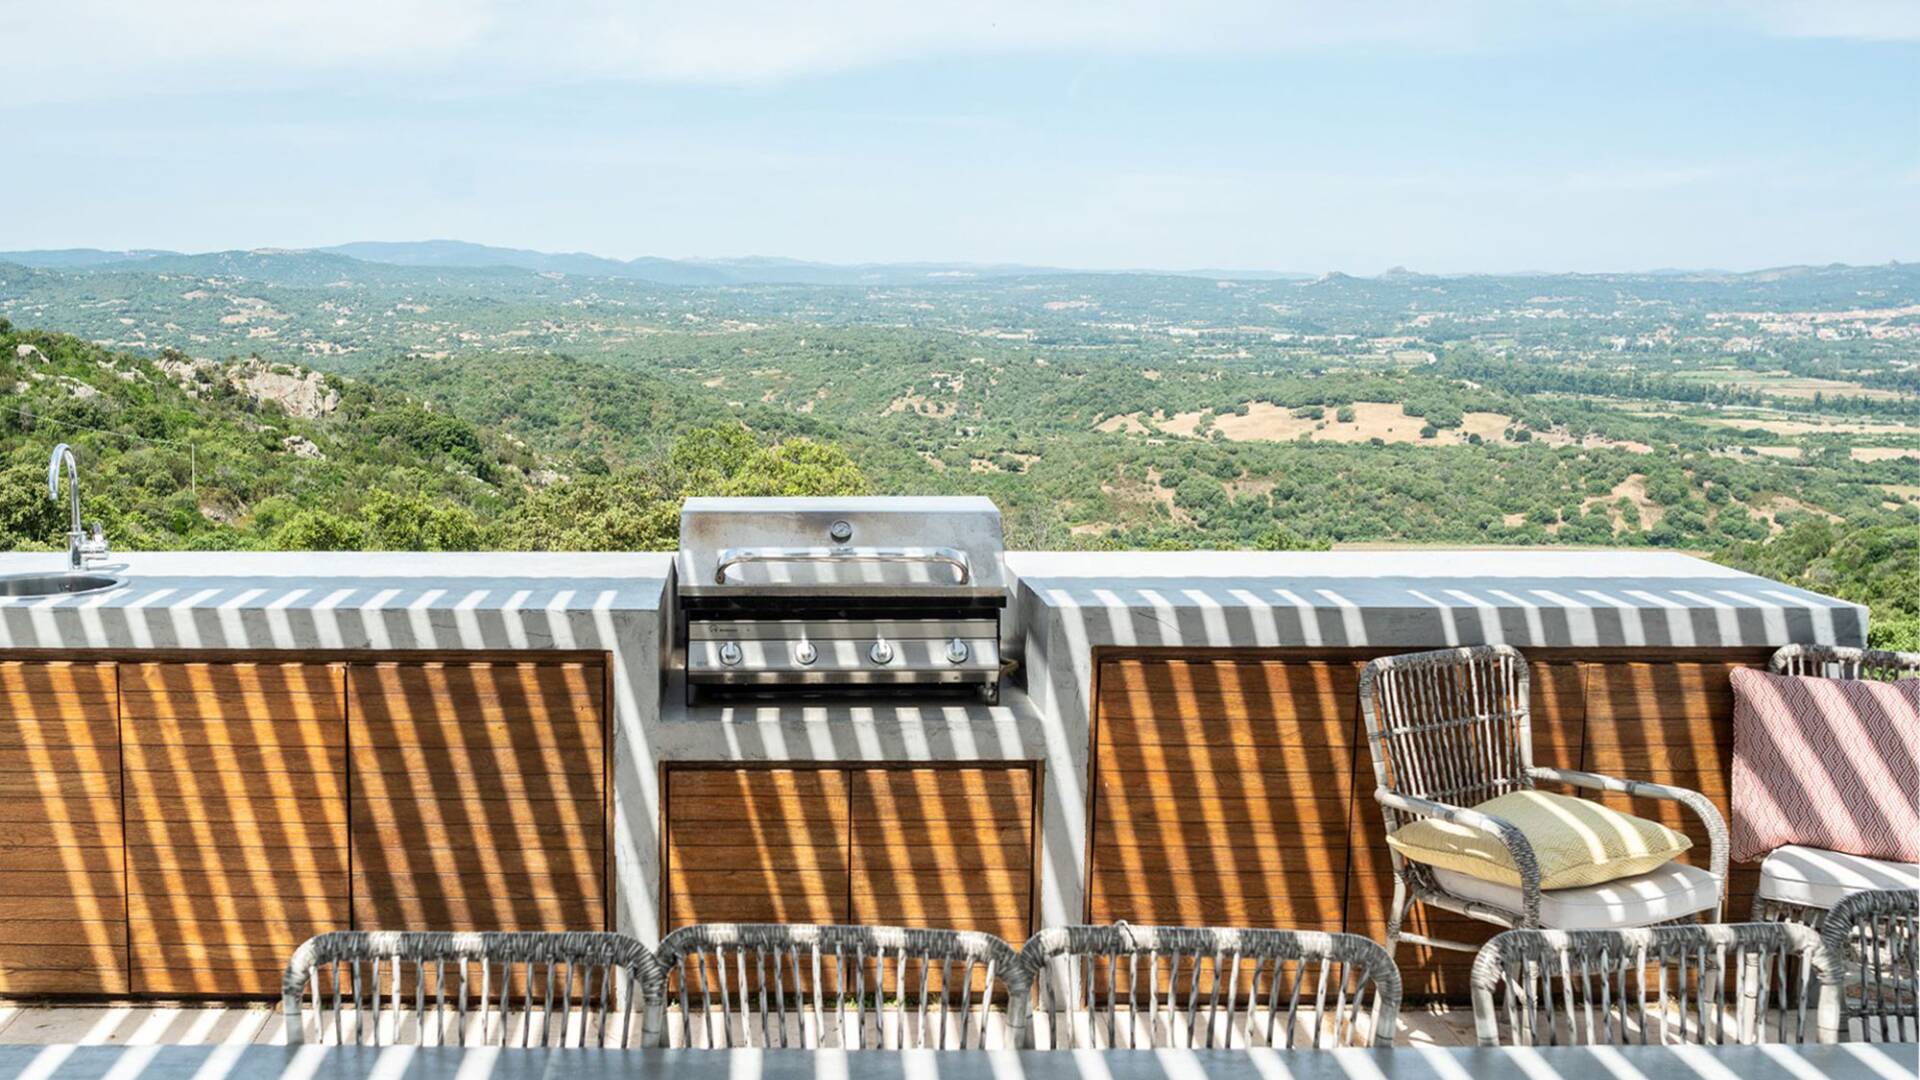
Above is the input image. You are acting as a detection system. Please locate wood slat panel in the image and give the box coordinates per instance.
[123,817,348,852]
[350,660,608,935]
[120,662,344,696]
[1345,660,1587,999]
[353,743,605,790]
[0,660,125,995]
[0,797,121,826]
[137,969,288,996]
[121,741,344,776]
[128,842,350,876]
[347,794,603,830]
[132,892,349,925]
[0,716,119,750]
[122,661,349,998]
[850,767,1034,939]
[1090,659,1359,935]
[119,717,344,749]
[0,661,120,697]
[0,870,124,897]
[357,895,604,931]
[1579,657,1765,917]
[124,794,346,829]
[0,887,127,923]
[349,869,601,903]
[665,768,849,929]
[119,693,343,723]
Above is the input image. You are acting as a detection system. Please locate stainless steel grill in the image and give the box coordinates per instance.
[675,496,1006,703]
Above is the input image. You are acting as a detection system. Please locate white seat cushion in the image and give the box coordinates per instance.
[1432,862,1720,929]
[1757,844,1920,910]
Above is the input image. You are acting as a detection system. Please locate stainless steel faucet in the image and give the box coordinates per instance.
[47,443,109,571]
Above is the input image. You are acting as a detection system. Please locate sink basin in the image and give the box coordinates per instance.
[0,572,123,597]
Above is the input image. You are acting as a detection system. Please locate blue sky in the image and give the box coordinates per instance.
[2,2,1914,273]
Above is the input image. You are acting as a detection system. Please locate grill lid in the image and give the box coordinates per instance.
[676,496,1007,600]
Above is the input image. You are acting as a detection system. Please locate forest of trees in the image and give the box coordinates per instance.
[0,323,865,555]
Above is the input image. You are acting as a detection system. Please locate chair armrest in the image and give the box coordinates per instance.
[1374,788,1544,925]
[1526,765,1730,912]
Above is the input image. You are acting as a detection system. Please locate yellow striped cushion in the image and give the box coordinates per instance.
[1387,789,1691,890]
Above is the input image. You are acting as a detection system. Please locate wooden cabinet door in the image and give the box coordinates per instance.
[121,661,348,996]
[0,660,126,995]
[349,661,607,933]
[1090,658,1358,930]
[851,766,1035,942]
[1582,657,1764,914]
[665,768,850,928]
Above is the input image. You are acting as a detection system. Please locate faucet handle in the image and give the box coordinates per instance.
[81,523,110,565]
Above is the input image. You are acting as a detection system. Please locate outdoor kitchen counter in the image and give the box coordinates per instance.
[1004,548,1865,996]
[0,550,675,981]
[0,547,1867,989]
[1007,548,1866,737]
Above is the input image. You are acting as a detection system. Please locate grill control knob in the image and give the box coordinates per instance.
[945,638,971,665]
[718,642,744,667]
[793,641,818,666]
[868,640,895,665]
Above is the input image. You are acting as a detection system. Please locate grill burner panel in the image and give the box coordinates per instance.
[676,497,1007,705]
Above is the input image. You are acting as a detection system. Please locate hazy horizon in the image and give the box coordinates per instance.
[3,3,1915,272]
[5,237,1912,280]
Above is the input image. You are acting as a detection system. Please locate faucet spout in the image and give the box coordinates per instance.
[47,443,84,570]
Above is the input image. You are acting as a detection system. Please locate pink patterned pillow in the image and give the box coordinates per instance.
[1730,667,1920,863]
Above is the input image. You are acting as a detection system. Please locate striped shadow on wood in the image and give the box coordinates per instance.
[121,661,349,997]
[349,661,608,936]
[0,660,126,995]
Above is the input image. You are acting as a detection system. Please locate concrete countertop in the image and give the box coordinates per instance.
[0,551,673,651]
[1007,549,1866,651]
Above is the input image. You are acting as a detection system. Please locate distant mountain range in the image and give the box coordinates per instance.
[0,241,1904,288]
[0,241,1163,286]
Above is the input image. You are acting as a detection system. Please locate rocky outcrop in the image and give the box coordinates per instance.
[282,435,325,459]
[230,359,339,419]
[15,344,47,363]
[156,356,341,419]
[57,376,101,400]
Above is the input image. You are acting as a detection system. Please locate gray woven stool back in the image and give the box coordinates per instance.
[282,931,657,1047]
[1820,888,1919,1043]
[1024,924,1401,1049]
[652,923,1030,1049]
[1470,923,1840,1046]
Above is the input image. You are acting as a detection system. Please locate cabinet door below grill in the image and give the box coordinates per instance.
[665,768,850,928]
[850,766,1036,943]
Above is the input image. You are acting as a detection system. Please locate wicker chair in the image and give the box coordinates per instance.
[651,923,1031,1049]
[282,931,659,1047]
[1360,645,1728,957]
[1749,644,1920,925]
[1023,923,1399,1049]
[1819,888,1918,1042]
[1470,923,1841,1046]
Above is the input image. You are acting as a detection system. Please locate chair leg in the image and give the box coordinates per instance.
[1384,876,1410,958]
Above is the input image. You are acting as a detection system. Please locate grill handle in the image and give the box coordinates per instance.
[712,546,972,585]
